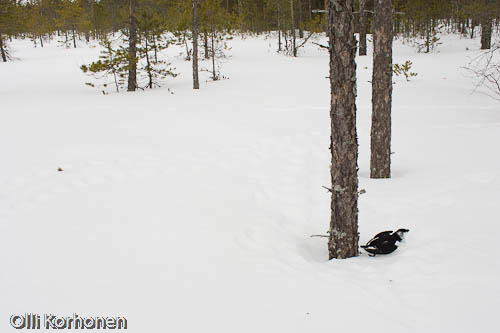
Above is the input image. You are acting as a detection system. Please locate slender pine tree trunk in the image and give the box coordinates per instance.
[359,0,367,56]
[183,32,190,60]
[471,19,478,39]
[127,0,137,91]
[290,0,297,57]
[328,0,359,260]
[285,29,289,50]
[211,31,217,80]
[153,36,158,63]
[308,0,312,21]
[370,0,393,179]
[277,4,282,51]
[192,0,200,89]
[481,0,492,50]
[324,0,328,35]
[480,19,492,49]
[72,29,77,48]
[298,0,304,38]
[145,36,153,89]
[0,36,7,62]
[425,22,430,53]
[203,31,209,59]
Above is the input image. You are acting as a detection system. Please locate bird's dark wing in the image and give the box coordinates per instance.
[374,231,393,239]
[365,231,393,246]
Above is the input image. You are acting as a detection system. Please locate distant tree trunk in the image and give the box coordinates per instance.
[425,22,430,53]
[192,0,200,89]
[308,0,312,21]
[328,0,359,260]
[278,3,282,51]
[359,0,367,56]
[480,1,492,50]
[145,35,153,89]
[0,36,7,62]
[211,31,217,80]
[298,0,304,38]
[324,0,328,35]
[72,29,77,48]
[127,0,137,91]
[153,36,158,62]
[370,0,393,179]
[278,29,282,51]
[480,20,492,49]
[203,31,209,59]
[183,32,191,60]
[290,0,297,57]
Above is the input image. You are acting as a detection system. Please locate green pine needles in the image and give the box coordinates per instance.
[81,33,177,94]
[81,36,129,93]
[393,61,418,81]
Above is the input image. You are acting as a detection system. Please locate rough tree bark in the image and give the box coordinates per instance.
[328,0,359,260]
[359,0,367,56]
[370,0,392,179]
[192,0,200,89]
[127,0,138,91]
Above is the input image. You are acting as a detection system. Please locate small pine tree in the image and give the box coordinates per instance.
[137,32,177,89]
[393,61,418,81]
[80,36,129,93]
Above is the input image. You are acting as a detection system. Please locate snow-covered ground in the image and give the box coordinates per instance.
[1,32,499,332]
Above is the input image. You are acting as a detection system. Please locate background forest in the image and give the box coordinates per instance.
[1,1,500,89]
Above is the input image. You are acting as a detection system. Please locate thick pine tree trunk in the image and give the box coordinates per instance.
[127,0,138,91]
[370,0,393,179]
[192,0,200,89]
[359,0,367,56]
[328,0,359,260]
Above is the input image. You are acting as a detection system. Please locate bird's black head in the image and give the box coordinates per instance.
[394,229,410,241]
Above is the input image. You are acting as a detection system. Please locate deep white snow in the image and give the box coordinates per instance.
[1,32,500,332]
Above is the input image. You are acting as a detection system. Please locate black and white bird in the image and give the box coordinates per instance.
[361,229,409,256]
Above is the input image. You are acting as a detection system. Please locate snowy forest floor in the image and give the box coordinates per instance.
[1,32,500,332]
